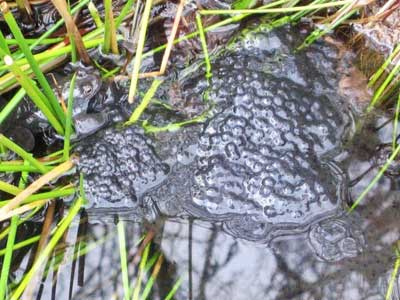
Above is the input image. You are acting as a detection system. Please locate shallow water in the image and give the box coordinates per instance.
[44,192,400,300]
[2,5,400,299]
[60,25,400,299]
[39,103,398,300]
[74,24,360,256]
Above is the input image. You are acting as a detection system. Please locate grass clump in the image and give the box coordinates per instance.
[103,0,119,55]
[368,44,400,110]
[0,1,66,127]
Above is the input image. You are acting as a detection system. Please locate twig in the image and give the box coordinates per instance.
[22,201,56,298]
[159,0,185,74]
[132,229,155,266]
[129,0,185,79]
[11,197,82,300]
[51,0,91,64]
[0,200,48,222]
[15,0,32,16]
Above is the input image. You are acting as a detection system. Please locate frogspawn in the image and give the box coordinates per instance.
[77,25,364,261]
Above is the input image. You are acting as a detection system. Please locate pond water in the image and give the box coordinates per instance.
[1,2,400,299]
[46,25,400,300]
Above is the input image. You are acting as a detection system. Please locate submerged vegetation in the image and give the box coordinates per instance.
[0,0,398,298]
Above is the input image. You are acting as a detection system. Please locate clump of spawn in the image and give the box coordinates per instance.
[76,126,169,211]
[146,25,356,246]
[181,26,353,239]
[77,25,363,259]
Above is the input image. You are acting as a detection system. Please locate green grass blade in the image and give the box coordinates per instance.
[142,109,208,133]
[1,2,66,126]
[369,44,400,88]
[0,187,76,206]
[0,134,48,174]
[0,235,40,256]
[287,0,326,21]
[0,180,22,195]
[195,14,212,78]
[115,0,135,28]
[103,0,119,54]
[298,6,355,50]
[199,0,352,14]
[6,37,64,46]
[67,0,78,63]
[3,55,65,135]
[79,173,87,205]
[64,72,77,161]
[88,1,104,28]
[0,164,49,173]
[349,143,400,212]
[233,0,257,9]
[0,215,18,300]
[164,278,182,300]
[117,220,131,300]
[125,78,163,126]
[132,242,151,300]
[368,60,400,110]
[128,0,153,103]
[0,163,29,300]
[385,247,400,300]
[10,197,82,300]
[0,88,26,126]
[392,92,400,151]
[0,31,11,56]
[141,254,163,300]
[103,0,112,53]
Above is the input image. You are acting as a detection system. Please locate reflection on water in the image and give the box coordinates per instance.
[48,193,399,300]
